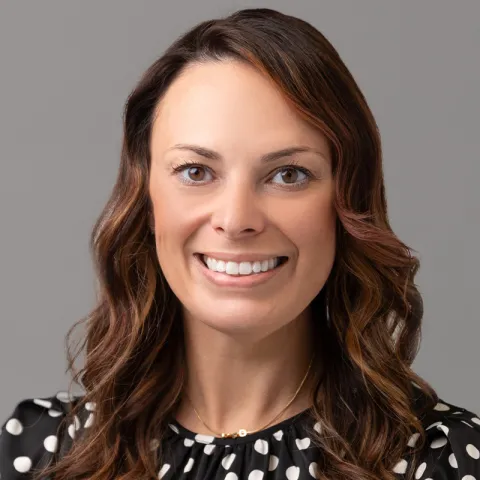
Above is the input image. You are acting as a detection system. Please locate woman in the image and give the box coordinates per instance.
[1,7,479,480]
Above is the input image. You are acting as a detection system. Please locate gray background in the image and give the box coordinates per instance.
[0,0,479,422]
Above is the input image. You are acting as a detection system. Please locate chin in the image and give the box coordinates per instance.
[185,298,295,335]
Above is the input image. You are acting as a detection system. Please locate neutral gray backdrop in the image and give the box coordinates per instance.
[0,1,479,422]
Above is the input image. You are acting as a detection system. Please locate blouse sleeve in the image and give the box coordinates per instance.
[394,398,480,479]
[0,392,74,479]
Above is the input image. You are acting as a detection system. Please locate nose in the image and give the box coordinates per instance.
[210,181,265,239]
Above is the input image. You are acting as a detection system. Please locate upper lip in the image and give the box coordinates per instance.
[197,252,288,262]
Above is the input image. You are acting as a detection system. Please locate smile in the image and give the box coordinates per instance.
[200,254,288,276]
[193,253,289,288]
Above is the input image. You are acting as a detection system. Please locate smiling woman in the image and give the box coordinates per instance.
[148,58,336,335]
[1,6,479,480]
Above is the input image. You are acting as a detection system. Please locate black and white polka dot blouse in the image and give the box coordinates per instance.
[2,390,480,479]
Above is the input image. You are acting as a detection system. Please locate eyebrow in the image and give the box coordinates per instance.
[167,143,328,163]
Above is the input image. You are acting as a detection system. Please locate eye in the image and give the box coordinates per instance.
[270,166,311,187]
[172,161,213,185]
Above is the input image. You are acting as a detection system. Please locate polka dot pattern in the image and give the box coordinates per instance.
[0,390,81,478]
[268,455,279,471]
[2,390,480,479]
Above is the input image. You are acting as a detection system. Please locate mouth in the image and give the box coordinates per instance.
[194,253,289,277]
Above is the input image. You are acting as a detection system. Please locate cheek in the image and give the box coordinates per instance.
[151,187,204,257]
[284,194,337,277]
[286,194,336,249]
[299,207,334,234]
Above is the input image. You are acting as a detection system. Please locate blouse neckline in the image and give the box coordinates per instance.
[168,406,314,445]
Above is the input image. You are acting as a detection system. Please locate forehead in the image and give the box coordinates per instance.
[151,60,329,158]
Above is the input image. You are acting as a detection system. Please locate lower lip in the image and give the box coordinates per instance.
[193,254,288,288]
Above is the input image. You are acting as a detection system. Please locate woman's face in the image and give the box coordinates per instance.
[149,60,336,336]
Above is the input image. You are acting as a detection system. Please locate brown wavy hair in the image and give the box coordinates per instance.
[34,7,438,480]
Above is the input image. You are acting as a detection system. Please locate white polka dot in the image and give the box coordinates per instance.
[415,462,427,479]
[309,462,320,478]
[462,476,477,480]
[462,421,474,428]
[434,402,450,411]
[158,463,170,478]
[48,409,63,417]
[68,423,76,439]
[225,473,238,480]
[184,458,194,472]
[168,424,179,434]
[408,432,420,447]
[286,465,300,480]
[273,430,283,440]
[184,438,194,447]
[56,391,74,403]
[222,453,236,470]
[467,444,480,459]
[195,433,214,444]
[254,439,269,454]
[449,453,458,468]
[268,455,279,471]
[13,456,32,473]
[204,444,215,455]
[33,398,53,409]
[44,435,58,453]
[248,470,264,480]
[85,401,96,411]
[74,415,81,430]
[437,425,449,435]
[295,437,311,450]
[6,418,23,435]
[426,421,442,430]
[84,412,94,428]
[392,459,408,474]
[431,437,448,449]
[471,417,480,426]
[313,422,322,434]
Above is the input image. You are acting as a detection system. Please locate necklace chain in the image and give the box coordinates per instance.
[185,354,315,439]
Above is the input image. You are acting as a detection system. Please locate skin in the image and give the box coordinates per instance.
[149,60,336,435]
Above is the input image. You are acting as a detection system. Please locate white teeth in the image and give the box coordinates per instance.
[202,255,283,276]
[239,262,252,275]
[225,262,239,275]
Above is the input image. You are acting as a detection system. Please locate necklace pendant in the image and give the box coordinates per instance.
[221,429,248,439]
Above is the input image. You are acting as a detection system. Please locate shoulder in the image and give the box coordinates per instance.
[395,396,480,479]
[0,390,87,478]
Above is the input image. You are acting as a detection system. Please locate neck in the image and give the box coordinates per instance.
[175,310,320,437]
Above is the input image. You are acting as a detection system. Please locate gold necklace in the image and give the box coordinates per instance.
[185,354,315,439]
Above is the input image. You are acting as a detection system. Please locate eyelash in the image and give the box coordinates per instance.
[170,159,314,189]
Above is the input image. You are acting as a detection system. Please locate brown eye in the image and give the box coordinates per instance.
[280,168,299,184]
[187,166,206,181]
[173,162,213,184]
[270,166,311,188]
